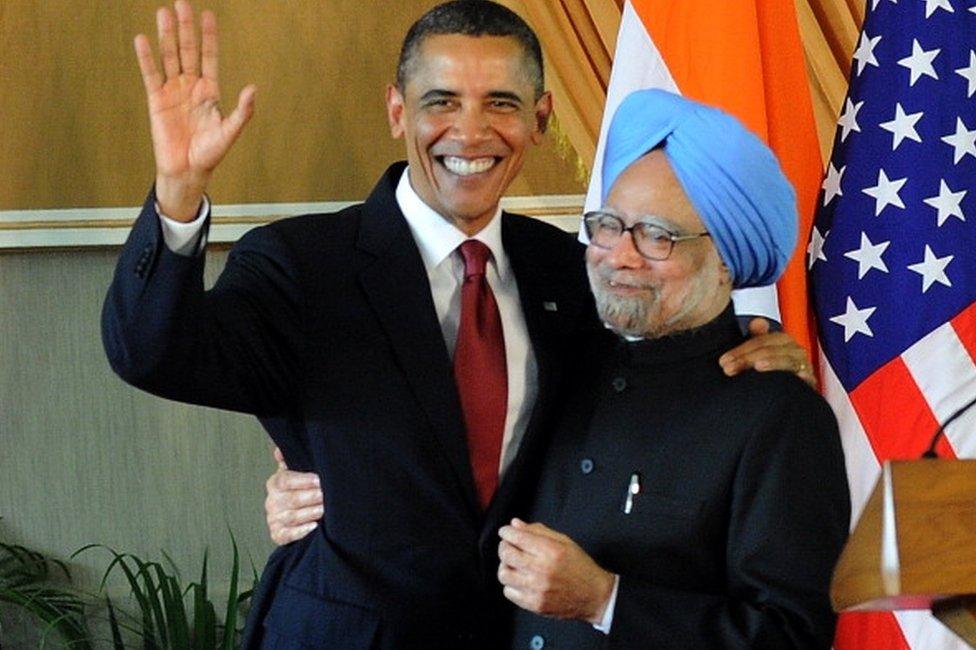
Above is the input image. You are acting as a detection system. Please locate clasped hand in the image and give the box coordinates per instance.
[497,518,615,624]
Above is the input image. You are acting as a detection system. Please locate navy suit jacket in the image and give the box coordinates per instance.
[102,162,597,648]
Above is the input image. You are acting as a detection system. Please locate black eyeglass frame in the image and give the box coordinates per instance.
[582,211,711,261]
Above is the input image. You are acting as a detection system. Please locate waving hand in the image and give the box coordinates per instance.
[134,1,255,220]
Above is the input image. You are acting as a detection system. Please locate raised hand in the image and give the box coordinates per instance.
[134,1,256,220]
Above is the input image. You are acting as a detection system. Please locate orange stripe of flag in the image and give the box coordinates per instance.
[754,1,823,363]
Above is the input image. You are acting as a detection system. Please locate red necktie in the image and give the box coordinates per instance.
[454,240,508,510]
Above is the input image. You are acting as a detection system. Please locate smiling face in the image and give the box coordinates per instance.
[586,150,731,339]
[386,34,552,235]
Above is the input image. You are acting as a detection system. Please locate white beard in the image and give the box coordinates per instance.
[588,264,717,339]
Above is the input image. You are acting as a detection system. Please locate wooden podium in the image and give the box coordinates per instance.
[831,460,976,646]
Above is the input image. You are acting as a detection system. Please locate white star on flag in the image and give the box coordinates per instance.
[822,163,845,205]
[829,297,877,342]
[853,32,882,76]
[956,50,976,97]
[844,232,890,279]
[837,99,864,142]
[907,245,954,292]
[924,0,955,17]
[924,179,967,225]
[871,0,898,8]
[807,226,828,269]
[879,103,924,150]
[941,117,976,163]
[898,39,941,86]
[862,168,908,215]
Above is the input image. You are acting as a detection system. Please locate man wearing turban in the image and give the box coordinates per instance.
[496,90,850,649]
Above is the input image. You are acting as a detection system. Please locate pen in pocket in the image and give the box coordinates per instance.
[623,472,641,514]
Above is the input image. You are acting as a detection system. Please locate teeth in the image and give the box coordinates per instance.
[443,156,495,176]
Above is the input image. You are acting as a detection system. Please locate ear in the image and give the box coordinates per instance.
[718,260,732,287]
[531,91,553,145]
[385,84,406,139]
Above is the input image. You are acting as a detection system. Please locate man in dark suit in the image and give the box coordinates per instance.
[104,2,815,648]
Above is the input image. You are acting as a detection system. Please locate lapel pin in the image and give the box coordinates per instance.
[543,301,558,312]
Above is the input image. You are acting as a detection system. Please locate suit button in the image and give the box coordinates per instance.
[530,634,546,649]
[580,458,594,475]
[612,376,627,392]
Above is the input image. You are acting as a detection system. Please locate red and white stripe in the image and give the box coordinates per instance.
[822,300,976,649]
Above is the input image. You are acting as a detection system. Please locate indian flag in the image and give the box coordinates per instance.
[585,0,822,356]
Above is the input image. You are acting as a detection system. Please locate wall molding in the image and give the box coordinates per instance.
[0,195,585,251]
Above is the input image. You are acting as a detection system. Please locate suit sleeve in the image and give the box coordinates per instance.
[102,188,302,417]
[605,386,851,649]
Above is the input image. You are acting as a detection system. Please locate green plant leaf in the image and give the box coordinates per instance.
[220,536,241,650]
[105,596,127,649]
[0,541,92,648]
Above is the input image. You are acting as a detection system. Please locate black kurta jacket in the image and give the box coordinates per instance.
[511,306,850,649]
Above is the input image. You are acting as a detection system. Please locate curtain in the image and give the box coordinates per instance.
[500,0,621,171]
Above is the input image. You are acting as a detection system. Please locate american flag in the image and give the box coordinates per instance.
[809,0,976,648]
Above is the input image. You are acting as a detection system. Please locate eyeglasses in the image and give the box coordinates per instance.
[583,211,711,261]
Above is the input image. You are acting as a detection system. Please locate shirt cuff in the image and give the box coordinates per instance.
[592,574,620,635]
[157,196,210,256]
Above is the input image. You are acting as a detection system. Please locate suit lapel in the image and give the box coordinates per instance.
[356,165,480,519]
[481,215,577,540]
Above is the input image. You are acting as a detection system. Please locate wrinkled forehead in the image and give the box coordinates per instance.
[604,149,708,234]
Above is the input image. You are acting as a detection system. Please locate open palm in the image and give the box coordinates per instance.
[135,1,255,219]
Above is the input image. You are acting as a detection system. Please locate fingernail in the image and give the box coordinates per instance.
[313,475,321,486]
[303,522,318,533]
[756,360,770,370]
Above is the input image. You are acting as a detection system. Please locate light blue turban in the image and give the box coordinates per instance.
[601,89,797,288]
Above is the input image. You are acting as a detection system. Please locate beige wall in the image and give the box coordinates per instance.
[0,252,275,557]
[0,249,275,644]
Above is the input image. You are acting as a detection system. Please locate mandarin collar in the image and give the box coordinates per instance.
[614,303,742,366]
